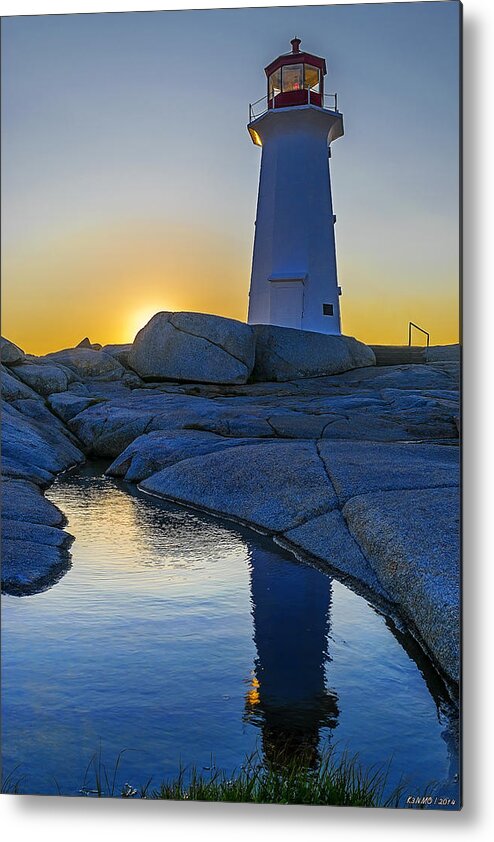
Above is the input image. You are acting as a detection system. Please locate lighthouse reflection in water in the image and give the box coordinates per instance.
[2,468,457,798]
[245,550,338,766]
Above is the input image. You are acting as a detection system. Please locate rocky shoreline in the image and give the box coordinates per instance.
[1,315,460,686]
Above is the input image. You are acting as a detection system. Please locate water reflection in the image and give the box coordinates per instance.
[1,464,459,801]
[245,550,338,766]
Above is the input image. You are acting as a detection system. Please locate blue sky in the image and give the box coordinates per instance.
[1,2,460,351]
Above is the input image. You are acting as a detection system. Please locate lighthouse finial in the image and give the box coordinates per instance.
[291,37,301,54]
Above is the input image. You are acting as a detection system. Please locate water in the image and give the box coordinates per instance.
[2,464,459,804]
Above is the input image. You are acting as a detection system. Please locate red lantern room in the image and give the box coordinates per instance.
[265,37,327,110]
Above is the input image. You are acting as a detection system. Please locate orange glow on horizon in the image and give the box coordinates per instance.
[1,220,251,356]
[128,305,173,343]
[1,220,459,355]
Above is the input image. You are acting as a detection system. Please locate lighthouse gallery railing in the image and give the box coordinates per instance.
[249,91,340,122]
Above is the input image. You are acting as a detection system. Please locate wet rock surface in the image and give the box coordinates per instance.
[1,332,460,685]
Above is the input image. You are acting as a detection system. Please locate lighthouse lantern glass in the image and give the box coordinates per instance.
[304,65,320,93]
[268,68,281,101]
[282,64,303,92]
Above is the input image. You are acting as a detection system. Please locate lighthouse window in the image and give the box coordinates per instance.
[304,65,321,93]
[282,64,303,92]
[323,303,334,316]
[268,68,282,101]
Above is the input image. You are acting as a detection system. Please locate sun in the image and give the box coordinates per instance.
[127,305,166,342]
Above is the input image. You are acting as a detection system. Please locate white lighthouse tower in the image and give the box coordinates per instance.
[247,38,344,334]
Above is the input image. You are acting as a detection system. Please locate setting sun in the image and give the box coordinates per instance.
[127,305,169,342]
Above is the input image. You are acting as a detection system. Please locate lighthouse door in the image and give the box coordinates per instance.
[269,280,304,330]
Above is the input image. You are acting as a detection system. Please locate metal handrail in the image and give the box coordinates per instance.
[324,93,339,112]
[249,90,340,122]
[408,321,430,347]
[249,96,268,122]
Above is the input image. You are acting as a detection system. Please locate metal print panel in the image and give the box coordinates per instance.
[1,1,461,810]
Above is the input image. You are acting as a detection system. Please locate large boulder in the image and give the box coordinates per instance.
[1,478,65,527]
[47,392,104,422]
[42,347,126,380]
[1,400,84,485]
[14,362,72,396]
[1,407,80,595]
[1,534,73,596]
[1,365,43,402]
[68,391,222,456]
[102,343,132,367]
[252,325,376,382]
[128,312,256,385]
[1,336,25,365]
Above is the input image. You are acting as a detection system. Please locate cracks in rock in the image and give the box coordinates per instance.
[168,318,251,372]
[142,416,157,436]
[265,417,281,437]
[274,531,398,615]
[314,439,339,499]
[341,482,460,507]
[283,503,336,532]
[319,417,342,438]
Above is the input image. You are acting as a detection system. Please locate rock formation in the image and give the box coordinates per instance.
[0,323,461,685]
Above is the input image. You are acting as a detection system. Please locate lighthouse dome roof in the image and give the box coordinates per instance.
[264,38,327,78]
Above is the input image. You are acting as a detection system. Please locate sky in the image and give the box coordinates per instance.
[1,1,460,354]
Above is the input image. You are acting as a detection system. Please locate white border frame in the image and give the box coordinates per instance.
[1,1,491,838]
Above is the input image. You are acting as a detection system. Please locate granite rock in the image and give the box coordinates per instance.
[282,509,390,598]
[2,399,84,485]
[1,536,73,596]
[128,311,255,384]
[47,392,104,423]
[102,343,133,367]
[1,477,74,596]
[14,362,71,396]
[43,347,126,380]
[1,478,65,527]
[1,365,44,402]
[141,440,338,533]
[425,344,461,363]
[1,336,25,365]
[343,486,460,682]
[107,429,265,483]
[252,325,376,382]
[318,441,460,503]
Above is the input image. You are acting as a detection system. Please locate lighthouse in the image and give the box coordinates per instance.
[247,38,344,334]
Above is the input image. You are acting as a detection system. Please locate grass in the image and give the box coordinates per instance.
[2,745,405,807]
[152,748,402,807]
[1,764,26,794]
[78,744,403,807]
